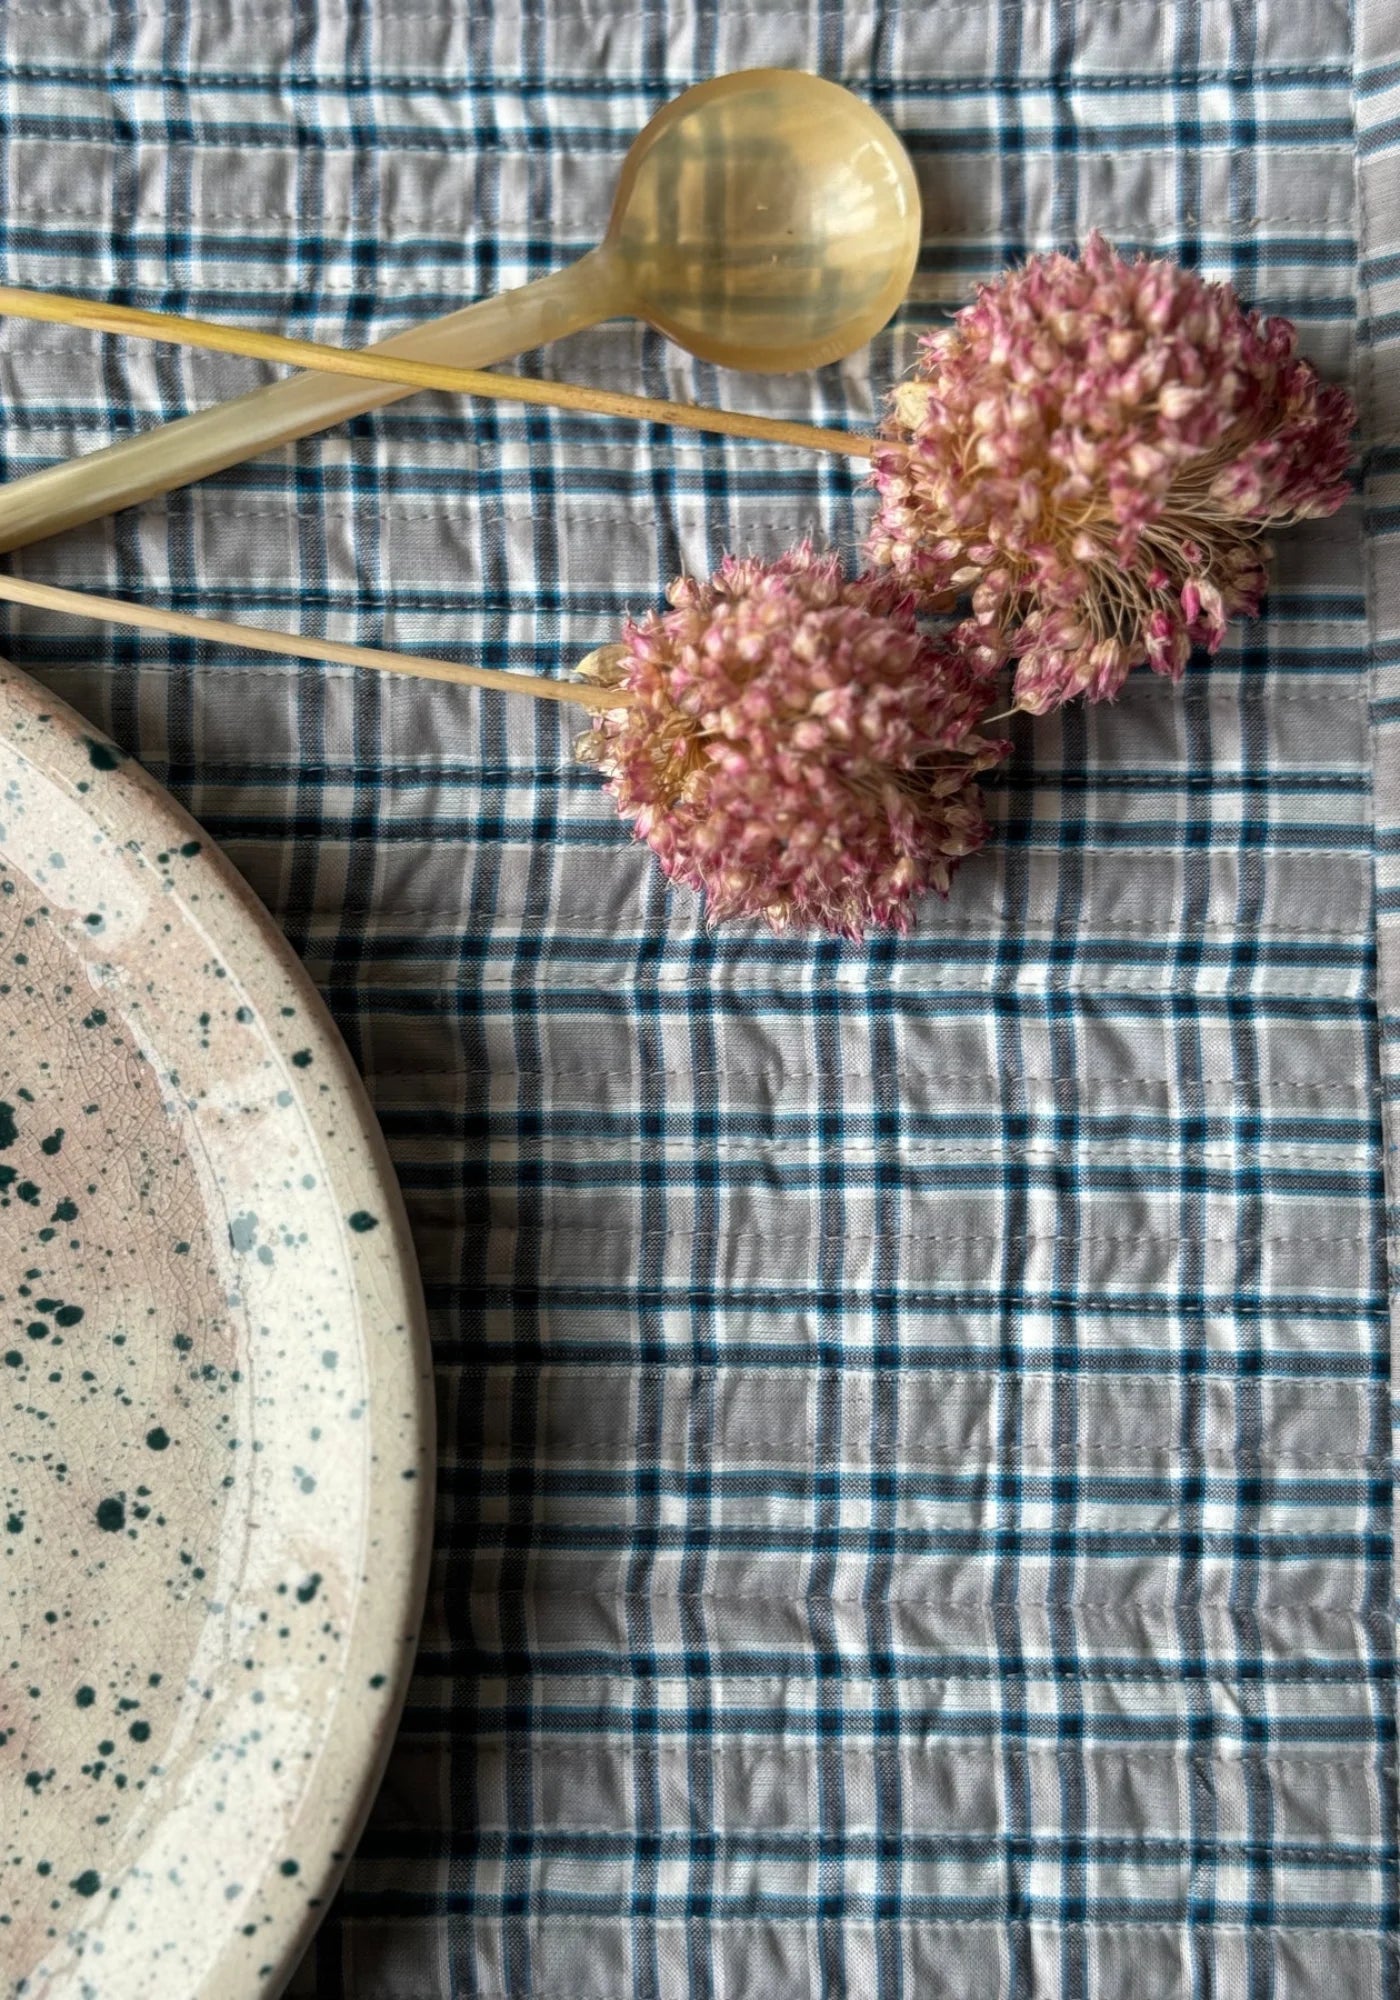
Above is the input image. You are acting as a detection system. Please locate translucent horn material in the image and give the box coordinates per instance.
[0,69,920,552]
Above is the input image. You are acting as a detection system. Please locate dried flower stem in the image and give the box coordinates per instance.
[0,283,873,463]
[0,571,635,710]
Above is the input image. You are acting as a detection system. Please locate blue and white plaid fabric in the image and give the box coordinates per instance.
[0,2,1393,1994]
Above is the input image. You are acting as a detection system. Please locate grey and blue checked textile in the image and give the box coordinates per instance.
[0,1,1393,1994]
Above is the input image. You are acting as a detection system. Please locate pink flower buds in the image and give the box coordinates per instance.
[576,240,1354,935]
[575,545,1007,939]
[866,231,1355,712]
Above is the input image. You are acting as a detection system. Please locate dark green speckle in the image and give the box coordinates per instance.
[75,1685,95,1707]
[145,1427,169,1451]
[71,1869,102,1897]
[84,738,124,771]
[95,1497,125,1533]
[347,1210,379,1234]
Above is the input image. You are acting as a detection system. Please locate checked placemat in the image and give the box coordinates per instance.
[0,2,1393,1995]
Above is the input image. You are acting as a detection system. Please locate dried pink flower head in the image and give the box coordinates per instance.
[575,544,1007,939]
[866,231,1355,713]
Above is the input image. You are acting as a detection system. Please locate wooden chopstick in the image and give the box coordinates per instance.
[0,570,630,710]
[0,284,875,462]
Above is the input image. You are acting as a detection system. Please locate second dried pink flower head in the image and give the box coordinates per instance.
[575,545,1007,940]
[865,230,1355,712]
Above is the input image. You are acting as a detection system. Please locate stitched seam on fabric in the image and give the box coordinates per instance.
[1353,0,1400,1921]
[425,1146,1382,1167]
[371,1070,1377,1086]
[344,976,1379,997]
[467,1443,1390,1467]
[4,1,1343,12]
[292,850,1383,862]
[0,205,1360,227]
[299,903,1380,922]
[297,1965,1396,1999]
[7,510,886,540]
[0,506,877,528]
[0,508,1363,546]
[447,1589,1398,1614]
[0,70,1358,96]
[450,1744,1396,1768]
[294,1976,1395,2000]
[0,3,1352,23]
[346,918,1376,936]
[384,1830,1391,1860]
[296,1975,1393,2000]
[0,72,1357,94]
[0,266,1361,294]
[455,1229,1384,1244]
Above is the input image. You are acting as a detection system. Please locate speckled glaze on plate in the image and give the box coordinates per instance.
[0,658,434,1999]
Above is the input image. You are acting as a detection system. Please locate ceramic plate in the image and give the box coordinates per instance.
[0,659,434,1998]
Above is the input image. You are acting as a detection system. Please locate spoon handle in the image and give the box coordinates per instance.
[0,248,622,553]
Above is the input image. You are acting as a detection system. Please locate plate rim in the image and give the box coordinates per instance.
[0,654,436,1999]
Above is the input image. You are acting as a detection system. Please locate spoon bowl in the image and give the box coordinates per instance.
[607,69,921,372]
[0,70,922,552]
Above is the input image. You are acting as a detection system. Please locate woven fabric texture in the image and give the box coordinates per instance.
[0,2,1392,1996]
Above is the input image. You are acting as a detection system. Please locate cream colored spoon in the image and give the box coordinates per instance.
[0,68,920,552]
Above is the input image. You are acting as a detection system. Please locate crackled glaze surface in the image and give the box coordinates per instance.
[0,661,433,1999]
